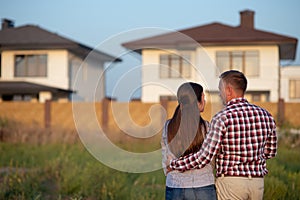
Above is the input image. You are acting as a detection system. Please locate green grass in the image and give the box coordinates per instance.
[264,143,300,200]
[0,141,299,199]
[0,143,165,200]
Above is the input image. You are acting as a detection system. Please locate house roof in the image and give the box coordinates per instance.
[123,21,298,60]
[0,24,121,62]
[0,81,74,95]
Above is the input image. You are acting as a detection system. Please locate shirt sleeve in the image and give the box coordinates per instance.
[264,119,277,159]
[160,120,176,175]
[161,121,171,175]
[170,115,224,172]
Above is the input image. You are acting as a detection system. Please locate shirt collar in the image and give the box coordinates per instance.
[227,97,248,106]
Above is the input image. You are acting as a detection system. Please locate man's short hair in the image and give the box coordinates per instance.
[219,70,247,93]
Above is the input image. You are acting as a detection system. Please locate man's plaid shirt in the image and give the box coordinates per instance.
[170,98,277,177]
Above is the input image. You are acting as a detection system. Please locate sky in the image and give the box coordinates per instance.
[1,0,300,101]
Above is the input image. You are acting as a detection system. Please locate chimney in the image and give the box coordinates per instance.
[239,10,255,29]
[2,18,14,30]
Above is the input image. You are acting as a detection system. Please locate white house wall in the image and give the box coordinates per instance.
[1,50,106,102]
[1,50,69,89]
[141,45,280,102]
[203,45,279,102]
[141,50,196,102]
[281,66,300,102]
[48,50,69,89]
[194,47,219,91]
[69,53,105,102]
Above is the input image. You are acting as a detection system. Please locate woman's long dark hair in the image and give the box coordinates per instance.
[167,82,207,158]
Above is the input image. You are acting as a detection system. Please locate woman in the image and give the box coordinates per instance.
[161,82,217,200]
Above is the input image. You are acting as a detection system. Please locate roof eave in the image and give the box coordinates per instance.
[0,81,74,95]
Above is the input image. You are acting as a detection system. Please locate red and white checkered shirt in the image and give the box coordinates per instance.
[170,98,277,177]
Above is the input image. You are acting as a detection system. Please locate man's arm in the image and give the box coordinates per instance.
[264,122,277,159]
[169,117,224,172]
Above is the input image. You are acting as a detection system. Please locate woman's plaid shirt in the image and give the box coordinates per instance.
[170,98,277,177]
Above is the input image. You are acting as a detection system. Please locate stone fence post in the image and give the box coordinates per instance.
[44,100,51,128]
[102,98,109,128]
[277,98,285,126]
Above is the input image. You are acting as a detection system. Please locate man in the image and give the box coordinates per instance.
[169,70,277,200]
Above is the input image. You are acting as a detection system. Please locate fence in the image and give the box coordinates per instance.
[0,100,299,133]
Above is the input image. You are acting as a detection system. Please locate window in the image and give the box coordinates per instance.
[14,54,47,77]
[245,91,270,102]
[159,53,191,78]
[289,80,300,99]
[216,51,259,76]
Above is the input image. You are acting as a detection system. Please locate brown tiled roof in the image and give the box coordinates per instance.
[0,25,121,62]
[123,22,297,60]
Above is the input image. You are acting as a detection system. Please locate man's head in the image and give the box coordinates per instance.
[218,70,247,105]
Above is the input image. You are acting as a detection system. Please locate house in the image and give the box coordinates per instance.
[122,10,298,103]
[0,19,121,102]
[281,66,300,102]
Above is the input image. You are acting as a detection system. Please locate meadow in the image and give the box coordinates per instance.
[0,119,300,199]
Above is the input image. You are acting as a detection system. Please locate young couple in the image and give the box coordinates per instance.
[161,70,277,200]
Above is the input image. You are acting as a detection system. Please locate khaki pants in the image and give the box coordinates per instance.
[216,176,264,200]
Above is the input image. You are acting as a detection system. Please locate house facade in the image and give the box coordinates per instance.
[0,19,120,102]
[123,10,299,103]
[281,66,300,102]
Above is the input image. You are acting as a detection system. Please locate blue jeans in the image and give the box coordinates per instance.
[165,184,217,200]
